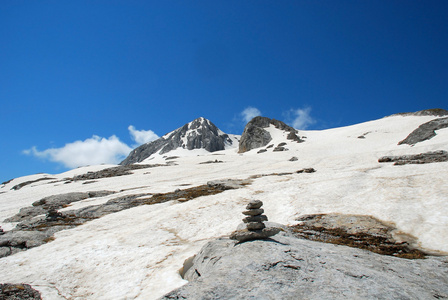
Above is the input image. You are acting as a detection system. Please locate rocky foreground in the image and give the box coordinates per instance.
[163,230,448,300]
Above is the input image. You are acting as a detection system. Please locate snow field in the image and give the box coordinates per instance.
[0,115,446,299]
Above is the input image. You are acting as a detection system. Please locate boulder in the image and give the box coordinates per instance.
[378,150,448,165]
[238,125,272,153]
[206,179,251,190]
[162,233,448,299]
[0,230,50,250]
[398,117,448,145]
[273,146,287,152]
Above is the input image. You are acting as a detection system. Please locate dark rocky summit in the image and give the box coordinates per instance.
[121,117,235,165]
[238,117,303,153]
[398,117,448,145]
[379,150,448,165]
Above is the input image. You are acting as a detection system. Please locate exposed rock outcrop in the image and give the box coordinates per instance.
[162,232,448,299]
[1,191,114,258]
[398,117,448,145]
[10,177,55,191]
[1,180,248,258]
[378,150,448,165]
[0,283,42,300]
[70,164,164,181]
[238,117,303,153]
[4,191,115,223]
[390,108,448,117]
[121,118,235,165]
[291,214,425,258]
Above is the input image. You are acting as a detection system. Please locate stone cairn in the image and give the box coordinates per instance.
[230,200,280,242]
[243,200,268,230]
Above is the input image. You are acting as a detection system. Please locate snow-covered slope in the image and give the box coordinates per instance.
[0,114,447,299]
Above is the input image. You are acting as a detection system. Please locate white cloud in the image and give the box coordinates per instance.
[23,135,132,168]
[241,107,261,123]
[289,107,316,129]
[128,125,159,145]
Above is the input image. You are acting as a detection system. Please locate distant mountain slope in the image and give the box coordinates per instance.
[120,117,238,165]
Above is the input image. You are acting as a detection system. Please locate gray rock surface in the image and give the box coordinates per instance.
[10,177,55,191]
[162,233,448,300]
[206,179,251,190]
[0,283,42,300]
[273,146,287,152]
[1,181,247,258]
[246,200,263,209]
[4,191,115,222]
[238,117,303,153]
[398,117,448,145]
[379,150,448,165]
[390,108,448,117]
[0,230,51,249]
[121,118,234,165]
[1,191,113,258]
[239,125,272,153]
[70,164,162,181]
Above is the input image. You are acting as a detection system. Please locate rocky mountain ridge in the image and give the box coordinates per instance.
[238,116,304,153]
[120,117,238,165]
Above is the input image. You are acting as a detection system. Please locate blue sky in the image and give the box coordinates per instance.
[1,1,447,182]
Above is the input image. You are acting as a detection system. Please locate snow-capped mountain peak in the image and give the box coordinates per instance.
[120,117,239,165]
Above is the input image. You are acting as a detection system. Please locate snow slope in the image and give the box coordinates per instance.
[0,115,447,299]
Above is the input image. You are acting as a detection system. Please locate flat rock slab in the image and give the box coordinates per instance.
[246,200,263,209]
[229,227,280,242]
[378,150,448,165]
[242,208,264,216]
[398,117,448,145]
[162,233,448,299]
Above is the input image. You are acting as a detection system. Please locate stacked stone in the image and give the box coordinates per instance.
[230,199,280,242]
[243,200,268,231]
